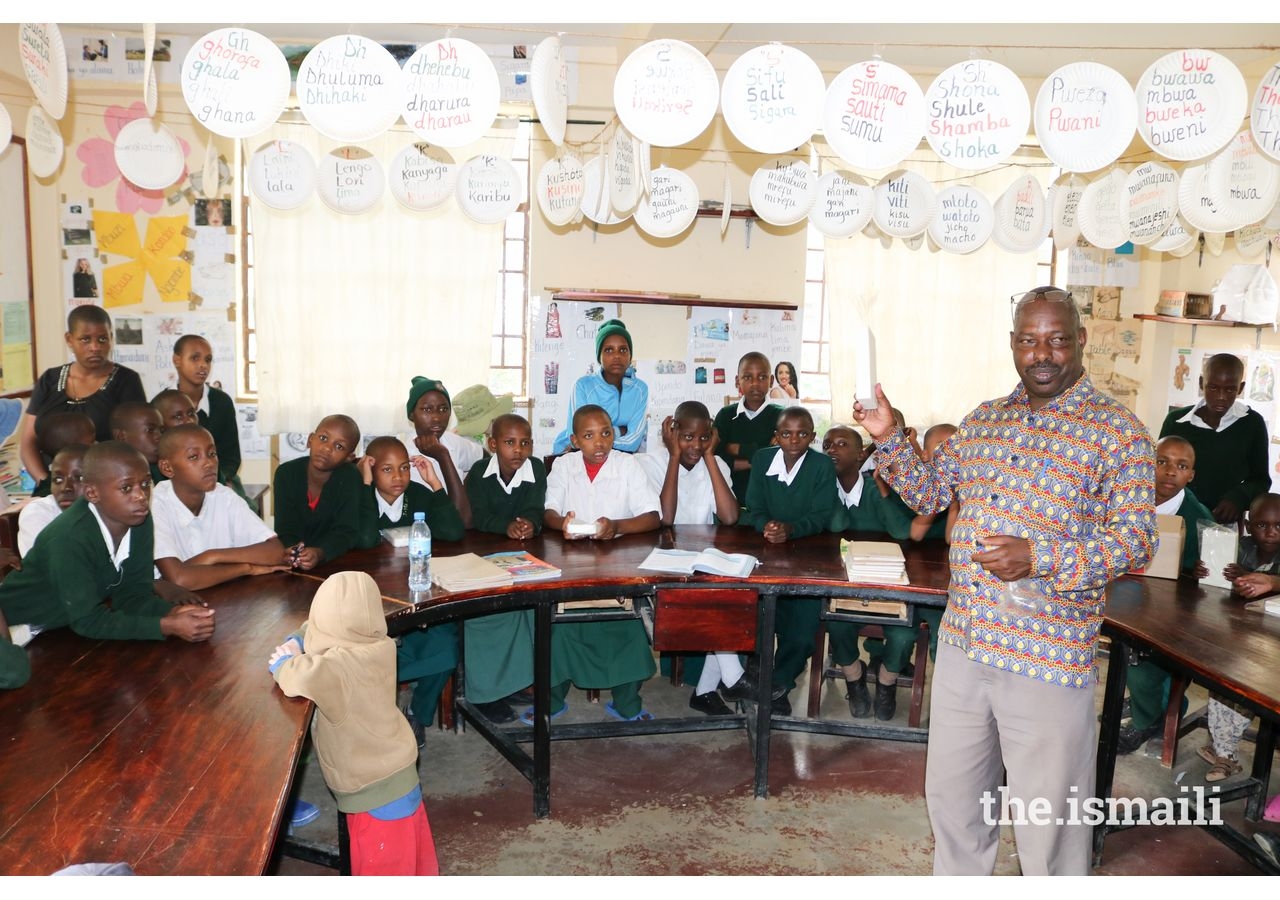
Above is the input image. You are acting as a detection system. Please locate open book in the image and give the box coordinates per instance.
[483,550,562,583]
[639,547,759,578]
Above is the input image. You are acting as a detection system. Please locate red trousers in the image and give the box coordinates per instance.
[347,801,439,876]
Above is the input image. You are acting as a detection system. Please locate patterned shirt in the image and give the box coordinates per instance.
[878,374,1156,688]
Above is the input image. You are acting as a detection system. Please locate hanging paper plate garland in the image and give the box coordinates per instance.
[114,117,186,190]
[18,23,68,120]
[181,28,291,139]
[402,38,500,147]
[634,167,699,238]
[872,170,936,238]
[1050,174,1086,250]
[248,140,316,210]
[389,143,457,211]
[1235,223,1271,258]
[721,44,825,154]
[1178,162,1236,233]
[1203,230,1226,255]
[1251,62,1280,164]
[823,60,925,171]
[455,155,521,225]
[536,155,585,227]
[581,153,626,225]
[1134,49,1247,161]
[1077,168,1130,249]
[316,146,385,215]
[297,36,403,142]
[610,127,641,214]
[928,185,994,254]
[1124,161,1179,245]
[748,158,816,227]
[993,175,1050,253]
[613,39,719,147]
[531,36,569,147]
[808,170,873,239]
[1150,215,1198,254]
[925,59,1030,170]
[1034,61,1136,173]
[1207,130,1280,229]
[24,105,63,179]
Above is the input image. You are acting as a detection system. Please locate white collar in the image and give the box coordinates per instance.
[88,503,133,570]
[765,449,806,486]
[195,387,211,416]
[735,399,769,420]
[859,449,880,474]
[1155,490,1185,516]
[1176,399,1248,432]
[376,491,405,522]
[837,474,866,508]
[483,455,536,495]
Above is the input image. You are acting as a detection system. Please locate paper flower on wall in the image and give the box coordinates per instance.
[76,101,190,214]
[92,210,190,307]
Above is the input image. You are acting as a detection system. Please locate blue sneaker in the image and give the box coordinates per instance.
[289,799,320,830]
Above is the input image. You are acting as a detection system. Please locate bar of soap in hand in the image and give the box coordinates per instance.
[566,521,598,536]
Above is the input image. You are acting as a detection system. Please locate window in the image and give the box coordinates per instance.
[491,120,531,398]
[801,219,833,434]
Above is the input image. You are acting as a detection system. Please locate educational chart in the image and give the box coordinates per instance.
[526,297,620,453]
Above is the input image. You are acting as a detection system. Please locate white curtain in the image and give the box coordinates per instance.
[826,155,1052,429]
[253,122,504,435]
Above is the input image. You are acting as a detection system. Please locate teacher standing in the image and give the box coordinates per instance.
[853,287,1156,875]
[552,319,649,454]
[19,306,146,482]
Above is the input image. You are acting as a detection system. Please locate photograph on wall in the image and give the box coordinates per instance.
[235,403,270,460]
[67,256,101,299]
[61,200,93,246]
[194,199,231,228]
[114,316,143,345]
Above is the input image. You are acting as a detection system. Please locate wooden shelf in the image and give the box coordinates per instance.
[549,289,797,312]
[1132,314,1241,328]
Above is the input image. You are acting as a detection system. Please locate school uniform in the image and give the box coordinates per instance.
[462,456,547,704]
[0,497,170,641]
[272,457,364,564]
[195,385,242,487]
[399,430,484,493]
[150,481,276,562]
[713,400,782,505]
[743,446,838,693]
[544,450,660,717]
[1160,400,1271,512]
[551,371,650,455]
[17,495,62,557]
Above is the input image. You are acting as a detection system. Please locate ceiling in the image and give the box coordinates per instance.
[78,22,1280,80]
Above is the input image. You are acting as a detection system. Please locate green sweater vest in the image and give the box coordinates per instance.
[273,458,364,564]
[357,480,465,548]
[198,386,242,485]
[714,402,782,504]
[743,446,838,539]
[464,457,548,535]
[1159,406,1271,511]
[829,477,916,539]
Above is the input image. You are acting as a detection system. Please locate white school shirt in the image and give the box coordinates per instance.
[151,481,276,562]
[399,430,484,493]
[836,474,867,509]
[481,455,537,494]
[1174,399,1249,433]
[88,503,132,570]
[638,448,733,526]
[1155,490,1185,516]
[764,448,807,487]
[545,450,660,524]
[17,495,63,557]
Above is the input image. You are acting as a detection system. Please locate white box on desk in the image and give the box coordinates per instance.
[1131,514,1184,580]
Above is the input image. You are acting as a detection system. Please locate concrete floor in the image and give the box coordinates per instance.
[272,650,1278,876]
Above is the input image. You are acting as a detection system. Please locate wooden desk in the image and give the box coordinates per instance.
[1095,575,1280,873]
[0,573,316,875]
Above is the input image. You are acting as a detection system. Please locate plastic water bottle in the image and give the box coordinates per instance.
[408,512,432,591]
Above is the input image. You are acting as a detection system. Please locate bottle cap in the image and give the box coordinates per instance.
[413,512,425,521]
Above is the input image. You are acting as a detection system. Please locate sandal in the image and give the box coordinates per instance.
[1197,744,1223,766]
[518,702,568,727]
[604,700,655,722]
[1205,757,1243,783]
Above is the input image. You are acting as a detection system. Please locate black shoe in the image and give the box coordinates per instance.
[770,692,792,716]
[506,686,535,705]
[405,710,426,748]
[846,668,872,719]
[874,681,897,721]
[720,674,756,703]
[690,690,734,716]
[1115,721,1160,755]
[900,662,915,680]
[474,699,519,724]
[1255,831,1280,867]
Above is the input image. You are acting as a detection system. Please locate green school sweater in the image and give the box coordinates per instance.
[0,497,169,640]
[829,476,915,540]
[743,446,838,539]
[0,639,29,689]
[357,480,465,548]
[198,386,242,485]
[714,402,782,505]
[464,457,548,535]
[273,457,364,563]
[1159,406,1271,512]
[1175,487,1215,573]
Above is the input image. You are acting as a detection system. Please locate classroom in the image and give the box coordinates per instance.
[1,9,1280,880]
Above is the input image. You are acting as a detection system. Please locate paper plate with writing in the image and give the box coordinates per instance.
[531,36,569,147]
[24,105,62,179]
[1150,215,1198,253]
[536,155,585,227]
[614,40,719,148]
[808,170,873,238]
[1135,49,1247,162]
[19,24,67,120]
[456,155,521,225]
[610,127,641,214]
[317,146,385,215]
[1049,175,1086,250]
[402,39,500,147]
[1124,161,1179,245]
[872,170,936,238]
[1077,168,1130,249]
[823,60,925,171]
[115,117,186,190]
[721,44,825,154]
[1178,161,1235,233]
[749,158,816,227]
[1251,63,1280,164]
[1034,62,1136,174]
[1208,130,1280,229]
[389,143,457,211]
[634,167,699,238]
[298,36,404,143]
[181,28,291,139]
[1235,223,1271,258]
[925,59,1030,170]
[993,175,1050,253]
[581,153,626,226]
[928,185,993,254]
[248,140,316,210]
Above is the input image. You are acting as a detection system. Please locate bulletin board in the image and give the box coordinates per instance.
[529,290,802,454]
[0,137,37,395]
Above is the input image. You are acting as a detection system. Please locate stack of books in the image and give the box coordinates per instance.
[841,540,909,585]
[430,554,515,592]
[483,550,562,582]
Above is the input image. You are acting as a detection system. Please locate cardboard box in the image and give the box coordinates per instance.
[1156,290,1187,317]
[1132,514,1185,580]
